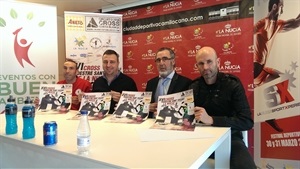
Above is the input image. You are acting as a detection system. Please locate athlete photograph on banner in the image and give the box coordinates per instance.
[253,0,300,168]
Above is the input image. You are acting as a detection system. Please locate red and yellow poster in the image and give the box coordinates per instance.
[254,0,300,168]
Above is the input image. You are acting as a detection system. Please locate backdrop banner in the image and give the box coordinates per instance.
[0,1,58,111]
[253,0,300,168]
[64,12,123,84]
[114,0,255,154]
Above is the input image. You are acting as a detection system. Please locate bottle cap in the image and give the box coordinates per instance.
[80,110,88,115]
[7,95,15,102]
[24,96,33,104]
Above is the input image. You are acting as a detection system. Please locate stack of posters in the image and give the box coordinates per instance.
[107,91,152,124]
[151,89,196,131]
[38,84,72,112]
[69,92,111,120]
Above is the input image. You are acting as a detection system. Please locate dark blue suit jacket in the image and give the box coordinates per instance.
[145,72,192,118]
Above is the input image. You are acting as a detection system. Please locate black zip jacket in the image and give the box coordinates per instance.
[190,72,254,134]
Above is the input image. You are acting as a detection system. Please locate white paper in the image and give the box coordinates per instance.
[137,127,213,142]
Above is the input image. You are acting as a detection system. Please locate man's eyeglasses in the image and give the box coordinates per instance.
[155,57,173,63]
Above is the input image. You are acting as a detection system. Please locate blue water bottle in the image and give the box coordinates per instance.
[22,96,36,139]
[5,95,18,135]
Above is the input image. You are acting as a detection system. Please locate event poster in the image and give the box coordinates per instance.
[107,91,152,124]
[0,1,58,111]
[150,89,195,131]
[253,0,300,168]
[64,12,123,83]
[69,92,111,120]
[37,84,72,111]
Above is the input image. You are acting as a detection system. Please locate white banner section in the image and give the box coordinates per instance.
[64,12,123,83]
[0,1,58,111]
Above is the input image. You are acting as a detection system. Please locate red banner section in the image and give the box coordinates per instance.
[116,0,254,154]
[261,116,300,160]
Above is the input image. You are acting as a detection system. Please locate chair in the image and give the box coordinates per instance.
[242,130,248,147]
[199,131,248,169]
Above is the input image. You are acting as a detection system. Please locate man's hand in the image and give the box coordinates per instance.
[194,106,213,125]
[110,90,121,102]
[149,102,157,113]
[33,97,40,109]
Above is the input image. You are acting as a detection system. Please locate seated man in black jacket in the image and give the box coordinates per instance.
[92,49,137,114]
[190,46,256,169]
[146,47,192,118]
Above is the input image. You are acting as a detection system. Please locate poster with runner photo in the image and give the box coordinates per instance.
[107,91,152,124]
[69,92,111,120]
[38,84,72,112]
[151,89,195,131]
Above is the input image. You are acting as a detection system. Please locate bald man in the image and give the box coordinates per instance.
[190,46,256,169]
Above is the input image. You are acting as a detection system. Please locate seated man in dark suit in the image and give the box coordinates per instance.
[145,47,192,118]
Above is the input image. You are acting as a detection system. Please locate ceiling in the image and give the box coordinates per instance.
[16,0,162,16]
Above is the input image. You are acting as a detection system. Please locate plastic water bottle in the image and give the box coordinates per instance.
[77,110,91,154]
[5,95,18,135]
[22,96,36,139]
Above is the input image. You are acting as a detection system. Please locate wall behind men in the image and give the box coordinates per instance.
[112,0,255,155]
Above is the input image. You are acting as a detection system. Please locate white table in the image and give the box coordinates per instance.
[0,111,230,168]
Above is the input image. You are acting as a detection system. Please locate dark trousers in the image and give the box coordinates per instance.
[230,132,257,169]
[209,132,257,169]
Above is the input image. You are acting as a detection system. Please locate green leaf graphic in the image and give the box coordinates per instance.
[38,21,45,27]
[0,17,6,27]
[27,12,34,20]
[10,9,18,19]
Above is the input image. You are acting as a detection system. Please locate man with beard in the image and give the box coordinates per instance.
[145,47,192,118]
[190,46,256,169]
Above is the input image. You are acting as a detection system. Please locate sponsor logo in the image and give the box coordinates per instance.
[216,23,242,37]
[191,63,200,74]
[65,16,85,30]
[145,6,155,15]
[209,5,239,20]
[123,37,138,46]
[175,67,182,74]
[219,60,241,73]
[163,32,183,43]
[220,42,236,55]
[126,51,134,60]
[141,83,147,89]
[145,64,155,74]
[73,36,88,50]
[89,37,102,49]
[142,49,156,60]
[86,16,121,32]
[123,65,138,74]
[0,9,47,68]
[187,45,201,57]
[192,0,206,6]
[146,34,155,44]
[123,10,138,19]
[163,1,183,11]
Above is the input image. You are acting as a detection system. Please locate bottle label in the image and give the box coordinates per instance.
[5,104,17,115]
[22,106,36,118]
[77,137,90,146]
